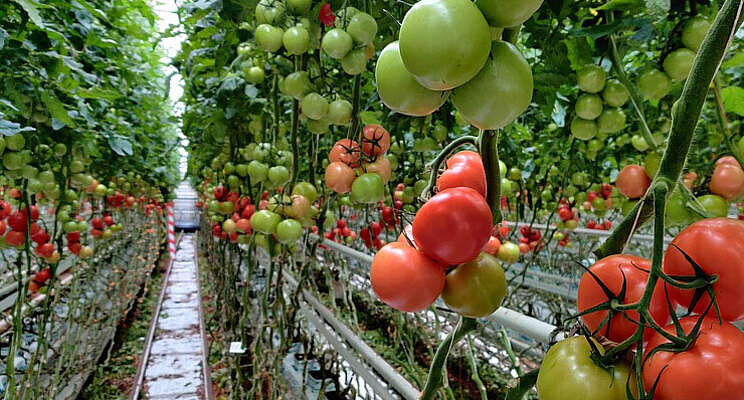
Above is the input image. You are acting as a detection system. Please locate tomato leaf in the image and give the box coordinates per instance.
[596,0,641,10]
[563,37,593,72]
[107,135,134,156]
[0,117,35,136]
[505,369,539,400]
[722,52,744,69]
[41,91,76,128]
[721,86,744,117]
[645,0,670,19]
[76,86,122,101]
[11,0,44,27]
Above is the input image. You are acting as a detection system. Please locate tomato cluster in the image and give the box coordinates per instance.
[571,65,628,145]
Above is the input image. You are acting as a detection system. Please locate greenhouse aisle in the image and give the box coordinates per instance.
[140,235,210,399]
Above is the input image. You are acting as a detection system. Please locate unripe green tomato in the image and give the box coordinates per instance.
[306,117,330,134]
[341,49,367,75]
[292,181,318,203]
[255,24,284,53]
[245,66,265,84]
[682,17,710,51]
[268,166,290,185]
[575,94,603,120]
[247,160,269,182]
[283,71,313,100]
[77,221,88,232]
[327,99,353,125]
[390,142,403,155]
[587,139,603,152]
[219,201,235,215]
[638,69,671,101]
[643,152,661,178]
[282,25,310,55]
[300,92,329,120]
[570,117,597,141]
[5,134,25,151]
[321,28,353,59]
[276,218,303,244]
[0,137,5,155]
[564,185,578,197]
[387,154,399,170]
[501,178,514,195]
[22,165,38,179]
[288,0,311,14]
[235,164,249,177]
[508,167,521,181]
[499,160,507,177]
[255,0,285,24]
[602,79,629,107]
[597,108,626,134]
[347,12,377,45]
[577,65,606,93]
[541,189,552,201]
[592,196,606,211]
[28,179,43,193]
[227,175,241,190]
[441,252,506,317]
[496,241,520,263]
[351,173,385,204]
[631,134,650,151]
[251,210,282,234]
[414,179,427,196]
[697,194,729,218]
[663,48,695,81]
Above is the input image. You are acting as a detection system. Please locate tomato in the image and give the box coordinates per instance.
[682,16,710,51]
[365,156,392,183]
[222,219,237,234]
[218,201,235,215]
[292,181,318,203]
[663,218,744,321]
[398,0,490,90]
[327,99,352,125]
[361,124,391,157]
[413,187,492,265]
[341,49,367,75]
[474,0,542,28]
[575,94,604,120]
[451,41,533,130]
[267,166,290,186]
[347,12,377,45]
[300,92,329,120]
[287,0,311,14]
[663,48,695,81]
[578,255,670,342]
[370,241,445,312]
[697,194,728,217]
[638,69,671,101]
[3,151,26,170]
[602,79,629,107]
[570,117,597,141]
[255,24,284,53]
[350,173,385,204]
[5,231,24,247]
[6,134,25,151]
[282,71,313,100]
[482,236,500,255]
[321,28,353,59]
[441,252,506,317]
[250,210,282,234]
[615,165,650,199]
[282,25,310,55]
[436,150,486,197]
[325,162,356,193]
[495,241,519,263]
[665,189,693,226]
[537,336,636,400]
[643,317,744,400]
[710,163,744,200]
[597,108,626,134]
[329,139,361,167]
[276,218,303,244]
[235,218,251,234]
[255,0,284,24]
[576,65,607,93]
[375,41,448,116]
[8,211,27,232]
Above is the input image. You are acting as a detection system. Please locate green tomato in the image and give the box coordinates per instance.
[475,0,542,28]
[227,175,241,190]
[451,41,532,130]
[283,71,313,100]
[631,134,650,151]
[738,136,744,160]
[441,252,506,317]
[250,210,282,234]
[245,66,265,84]
[5,134,25,151]
[306,117,330,134]
[570,117,597,141]
[247,160,269,182]
[235,164,249,177]
[351,173,385,204]
[375,41,448,116]
[255,0,285,24]
[300,92,329,120]
[638,69,671,101]
[334,6,359,27]
[698,194,729,218]
[2,151,25,170]
[268,166,290,185]
[398,0,490,90]
[413,179,427,196]
[643,152,661,178]
[255,24,284,53]
[501,178,514,195]
[276,219,303,244]
[288,0,311,14]
[328,99,352,125]
[496,241,519,263]
[432,125,448,142]
[597,108,626,134]
[537,336,636,400]
[666,189,693,226]
[682,17,710,51]
[321,28,353,59]
[347,12,377,45]
[292,182,318,203]
[219,201,235,215]
[663,48,695,81]
[602,79,629,107]
[283,25,310,55]
[575,94,603,120]
[508,167,522,181]
[0,137,5,155]
[498,160,507,177]
[576,65,606,93]
[223,162,235,175]
[341,48,367,75]
[564,185,578,197]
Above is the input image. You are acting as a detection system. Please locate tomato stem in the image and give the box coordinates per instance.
[419,135,478,201]
[479,130,502,224]
[419,316,478,400]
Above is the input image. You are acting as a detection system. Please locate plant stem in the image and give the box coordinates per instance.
[419,316,478,400]
[420,135,478,201]
[595,0,744,258]
[480,129,502,224]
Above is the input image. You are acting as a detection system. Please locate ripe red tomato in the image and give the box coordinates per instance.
[325,161,356,194]
[578,255,670,342]
[643,317,744,400]
[482,236,500,255]
[7,211,27,232]
[435,151,486,197]
[616,165,650,199]
[34,268,51,284]
[663,218,744,321]
[412,187,492,265]
[370,241,445,312]
[715,155,741,168]
[329,139,361,167]
[709,163,744,200]
[361,124,391,157]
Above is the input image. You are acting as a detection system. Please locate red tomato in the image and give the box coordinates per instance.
[360,124,391,157]
[325,161,356,194]
[663,218,744,321]
[518,242,530,254]
[435,151,487,197]
[91,217,104,230]
[709,163,744,200]
[329,139,361,167]
[34,268,51,284]
[616,165,651,199]
[68,242,82,255]
[714,155,741,168]
[370,241,445,312]
[412,187,492,265]
[4,231,24,247]
[578,255,670,342]
[36,243,54,258]
[235,219,251,234]
[0,220,6,235]
[482,236,501,255]
[7,211,27,232]
[643,317,744,400]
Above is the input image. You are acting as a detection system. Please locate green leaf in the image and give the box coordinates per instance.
[107,136,134,156]
[0,118,35,136]
[76,86,123,101]
[505,369,540,400]
[722,52,744,69]
[645,0,670,19]
[11,0,44,27]
[360,111,382,126]
[41,91,76,128]
[596,0,641,10]
[244,84,258,98]
[563,37,593,71]
[721,86,744,117]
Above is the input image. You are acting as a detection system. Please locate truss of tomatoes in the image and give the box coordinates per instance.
[370,150,507,318]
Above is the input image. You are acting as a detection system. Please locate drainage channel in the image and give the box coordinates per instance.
[131,234,212,400]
